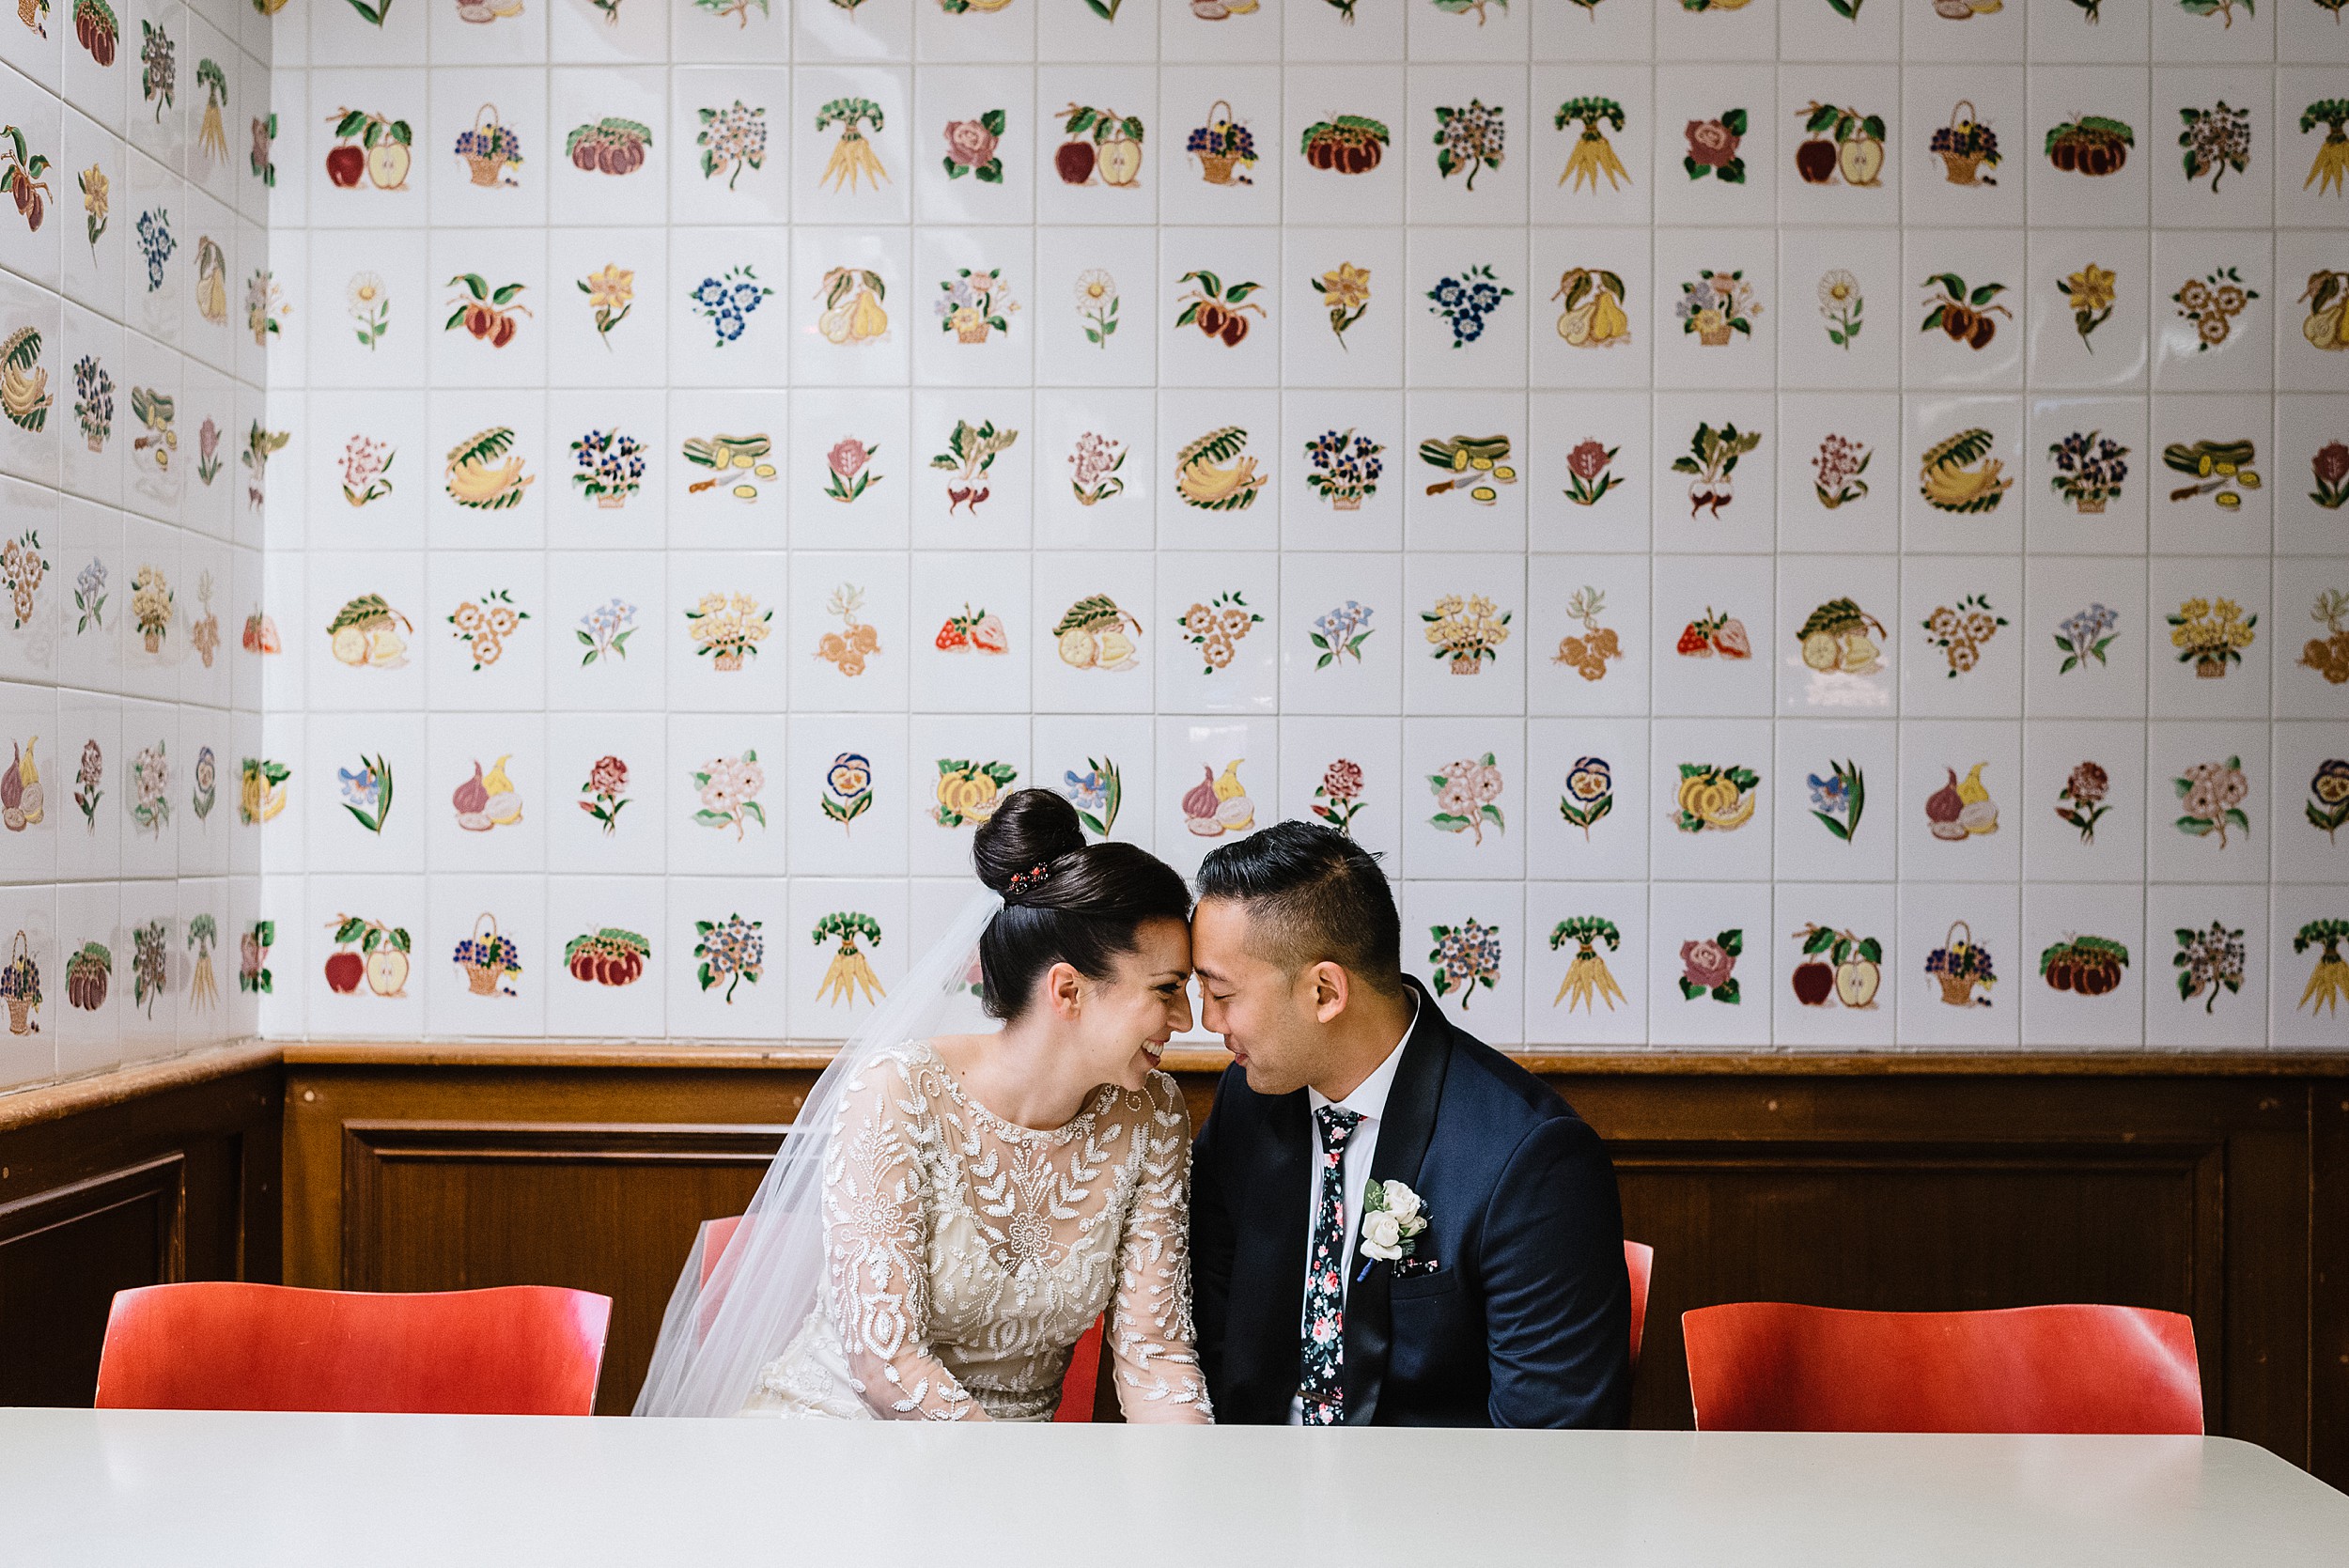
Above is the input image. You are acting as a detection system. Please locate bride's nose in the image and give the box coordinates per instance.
[1169,984,1195,1033]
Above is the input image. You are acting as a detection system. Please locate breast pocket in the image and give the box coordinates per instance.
[1389,1268,1461,1303]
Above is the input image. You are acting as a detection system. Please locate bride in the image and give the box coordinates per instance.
[634,789,1213,1423]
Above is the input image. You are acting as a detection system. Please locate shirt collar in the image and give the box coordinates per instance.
[1307,990,1422,1127]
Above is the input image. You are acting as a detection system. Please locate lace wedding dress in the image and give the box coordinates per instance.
[741,1039,1212,1423]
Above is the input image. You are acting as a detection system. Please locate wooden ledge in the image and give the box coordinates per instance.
[0,1040,280,1135]
[274,1038,2349,1078]
[280,1039,844,1071]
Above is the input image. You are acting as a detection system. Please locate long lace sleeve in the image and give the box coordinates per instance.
[1105,1074,1213,1422]
[824,1059,988,1421]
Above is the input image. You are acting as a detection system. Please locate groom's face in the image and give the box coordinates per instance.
[1192,898,1330,1097]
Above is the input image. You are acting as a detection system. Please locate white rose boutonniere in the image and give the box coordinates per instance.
[1360,1177,1430,1262]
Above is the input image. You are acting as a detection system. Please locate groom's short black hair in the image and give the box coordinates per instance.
[1195,820,1406,996]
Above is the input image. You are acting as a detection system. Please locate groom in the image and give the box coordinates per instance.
[1188,822,1631,1427]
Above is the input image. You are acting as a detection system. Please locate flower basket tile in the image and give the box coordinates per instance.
[452,912,521,997]
[454,104,523,189]
[1187,101,1256,187]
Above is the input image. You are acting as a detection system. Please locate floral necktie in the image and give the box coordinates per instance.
[1299,1104,1361,1426]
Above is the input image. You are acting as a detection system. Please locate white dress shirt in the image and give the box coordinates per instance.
[1287,991,1420,1425]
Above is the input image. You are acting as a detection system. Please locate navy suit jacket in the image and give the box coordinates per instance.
[1190,977,1632,1428]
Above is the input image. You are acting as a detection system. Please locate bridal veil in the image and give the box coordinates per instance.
[632,890,1000,1418]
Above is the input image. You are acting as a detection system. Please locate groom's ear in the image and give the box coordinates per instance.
[1308,961,1350,1025]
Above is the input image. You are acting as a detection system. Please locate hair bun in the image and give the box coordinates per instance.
[972,788,1088,894]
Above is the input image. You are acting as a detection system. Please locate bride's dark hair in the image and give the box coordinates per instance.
[972,788,1190,1020]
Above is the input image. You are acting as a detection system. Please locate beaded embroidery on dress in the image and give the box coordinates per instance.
[741,1039,1210,1422]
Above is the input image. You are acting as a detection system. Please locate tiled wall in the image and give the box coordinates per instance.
[259,0,2349,1050]
[0,0,272,1089]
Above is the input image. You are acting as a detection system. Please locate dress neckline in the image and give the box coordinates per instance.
[910,1037,1113,1145]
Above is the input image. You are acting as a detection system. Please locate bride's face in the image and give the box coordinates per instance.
[1071,916,1195,1092]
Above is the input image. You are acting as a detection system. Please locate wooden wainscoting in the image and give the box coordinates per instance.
[0,1045,281,1406]
[277,1044,2349,1484]
[1547,1066,2319,1464]
[281,1050,821,1416]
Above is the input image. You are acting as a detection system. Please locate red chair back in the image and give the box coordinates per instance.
[697,1215,745,1289]
[1682,1301,2203,1435]
[96,1281,612,1416]
[1624,1240,1654,1371]
[1055,1317,1105,1421]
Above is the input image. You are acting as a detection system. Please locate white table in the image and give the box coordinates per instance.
[4,1409,2344,1567]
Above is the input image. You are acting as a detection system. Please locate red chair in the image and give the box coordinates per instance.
[1624,1240,1654,1372]
[1682,1301,2203,1435]
[96,1281,612,1416]
[697,1215,744,1290]
[1055,1318,1106,1421]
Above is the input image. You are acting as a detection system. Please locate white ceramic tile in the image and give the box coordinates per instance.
[2271,882,2349,1048]
[304,872,425,1037]
[1527,553,1645,718]
[1530,67,1650,230]
[1771,879,1896,1048]
[785,876,908,1041]
[1522,880,1647,1049]
[1646,878,1773,1047]
[664,874,787,1039]
[1276,713,1397,868]
[1530,391,1650,551]
[1897,718,2024,885]
[786,712,906,877]
[2023,553,2147,720]
[2026,395,2150,554]
[1776,65,1898,228]
[1650,717,1773,884]
[1896,882,2019,1049]
[662,710,784,879]
[1399,877,1522,1045]
[1652,67,1777,229]
[424,872,543,1038]
[1151,711,1258,880]
[541,873,662,1039]
[1035,712,1153,854]
[1398,714,1522,883]
[2020,879,2145,1048]
[1651,552,1772,718]
[303,708,423,877]
[1899,552,2024,719]
[1771,718,1895,884]
[2145,719,2270,885]
[1527,717,1647,886]
[181,18,2343,1051]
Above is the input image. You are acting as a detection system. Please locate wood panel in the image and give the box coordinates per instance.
[2313,1085,2349,1486]
[276,1051,2345,1485]
[1548,1071,2310,1464]
[0,1157,186,1406]
[0,1048,280,1407]
[339,1121,785,1415]
[280,1066,822,1417]
[1610,1141,2219,1427]
[1,1041,2323,1475]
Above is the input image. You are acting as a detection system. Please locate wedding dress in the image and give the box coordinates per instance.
[743,1039,1208,1421]
[634,890,1211,1423]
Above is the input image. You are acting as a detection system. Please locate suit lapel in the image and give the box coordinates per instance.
[1343,979,1451,1426]
[1246,1086,1314,1422]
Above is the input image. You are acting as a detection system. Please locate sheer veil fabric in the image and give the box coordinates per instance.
[632,891,1001,1419]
